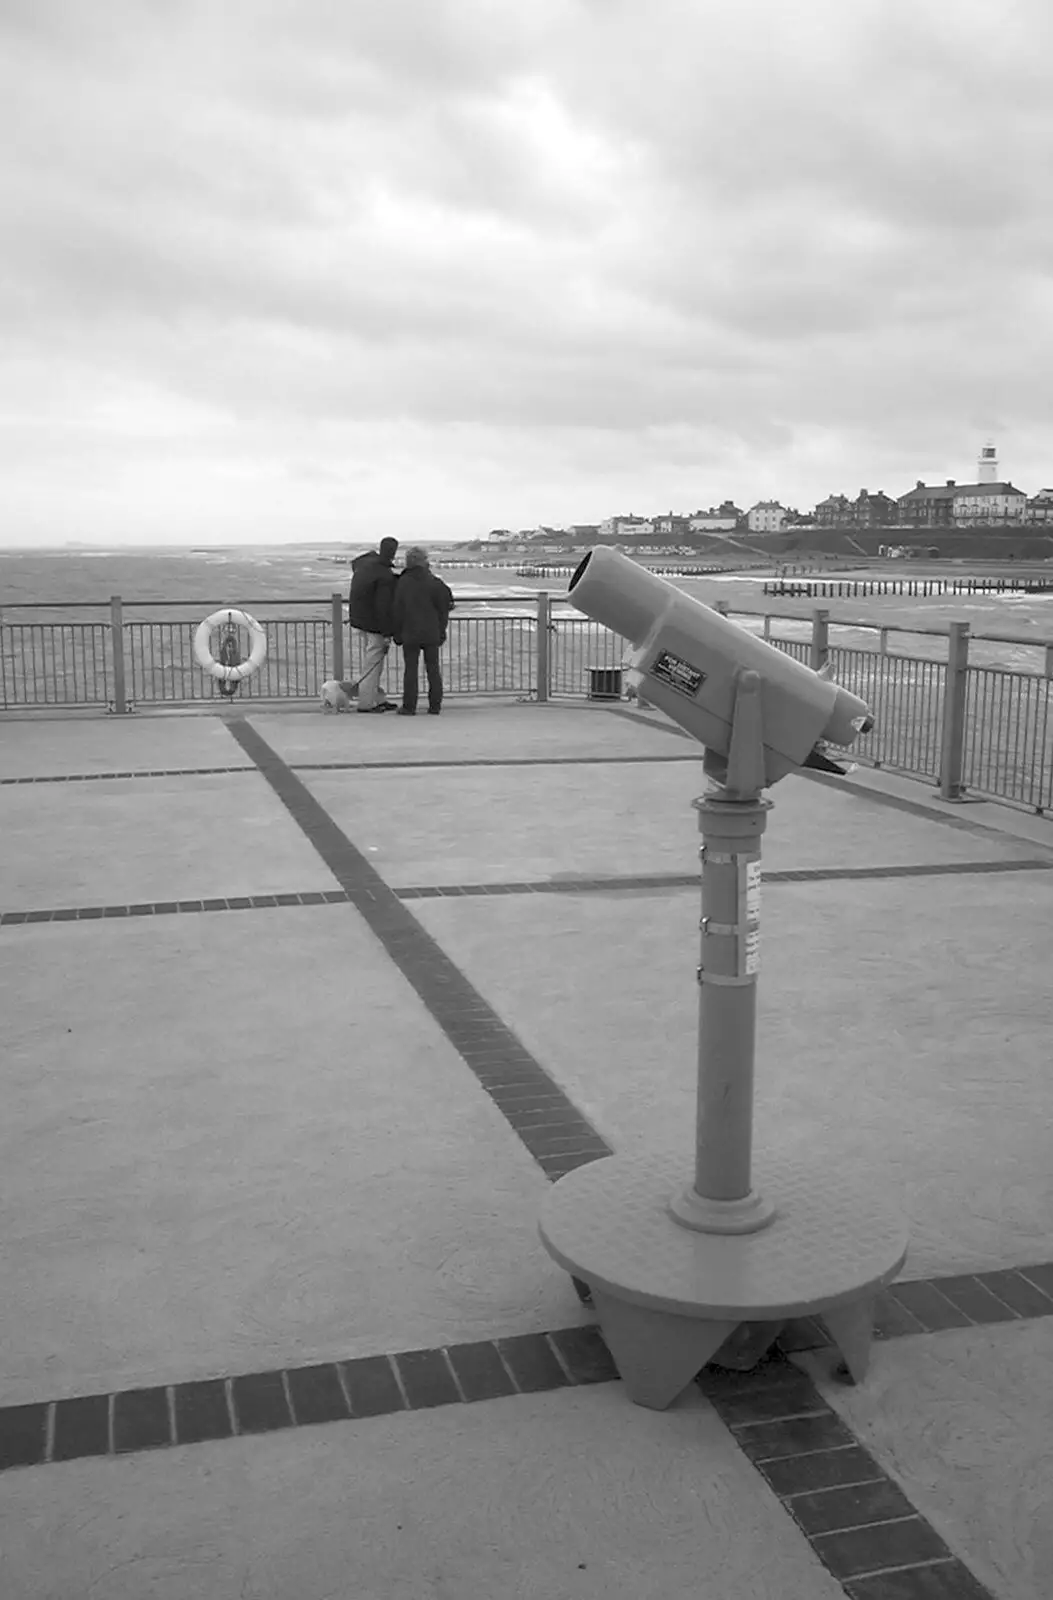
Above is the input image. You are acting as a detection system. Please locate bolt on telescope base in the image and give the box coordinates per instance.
[539,1152,907,1411]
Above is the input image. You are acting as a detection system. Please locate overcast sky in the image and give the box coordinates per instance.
[2,0,1052,548]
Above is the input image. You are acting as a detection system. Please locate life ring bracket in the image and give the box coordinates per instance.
[192,609,268,683]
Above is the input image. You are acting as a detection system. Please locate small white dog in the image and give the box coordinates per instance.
[320,679,359,712]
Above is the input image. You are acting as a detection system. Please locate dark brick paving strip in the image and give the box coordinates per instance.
[0,891,353,925]
[697,1353,1003,1596]
[0,766,255,784]
[3,1262,1049,1478]
[0,755,704,786]
[4,857,1049,927]
[292,754,705,770]
[396,859,1053,899]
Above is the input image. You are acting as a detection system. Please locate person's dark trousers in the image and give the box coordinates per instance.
[401,644,443,713]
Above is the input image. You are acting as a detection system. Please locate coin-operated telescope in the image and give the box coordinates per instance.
[568,548,873,787]
[539,549,906,1409]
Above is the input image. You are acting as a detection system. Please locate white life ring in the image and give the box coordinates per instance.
[193,608,268,682]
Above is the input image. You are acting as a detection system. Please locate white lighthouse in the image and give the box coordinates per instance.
[978,441,999,483]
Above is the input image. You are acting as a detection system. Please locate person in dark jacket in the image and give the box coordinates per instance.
[348,537,399,712]
[392,547,454,716]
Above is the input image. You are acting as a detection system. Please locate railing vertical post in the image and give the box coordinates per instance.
[110,595,127,714]
[1044,644,1053,680]
[762,614,771,642]
[939,622,970,801]
[879,627,889,657]
[810,608,829,672]
[536,591,550,703]
[331,592,344,682]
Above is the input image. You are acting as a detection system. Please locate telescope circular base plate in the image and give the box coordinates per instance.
[539,1153,908,1409]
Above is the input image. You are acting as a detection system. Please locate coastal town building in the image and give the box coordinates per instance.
[939,444,1025,519]
[814,490,897,526]
[1026,489,1053,524]
[746,501,787,533]
[815,494,853,525]
[598,515,655,539]
[688,515,737,533]
[951,482,1028,522]
[896,481,958,526]
[688,503,741,533]
[895,474,1027,526]
[852,490,899,525]
[654,513,693,537]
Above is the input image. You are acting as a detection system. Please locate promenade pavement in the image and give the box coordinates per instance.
[1,699,1051,1600]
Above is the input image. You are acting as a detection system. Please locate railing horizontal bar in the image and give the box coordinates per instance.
[5,593,552,610]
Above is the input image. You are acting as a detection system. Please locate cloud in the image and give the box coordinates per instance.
[1,0,1052,544]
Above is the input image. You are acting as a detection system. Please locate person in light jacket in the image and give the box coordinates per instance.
[347,537,399,712]
[391,547,454,716]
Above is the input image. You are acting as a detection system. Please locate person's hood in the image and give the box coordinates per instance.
[350,551,375,571]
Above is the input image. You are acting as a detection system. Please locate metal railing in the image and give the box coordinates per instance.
[2,592,1051,813]
[964,666,1053,812]
[0,620,113,708]
[823,646,947,783]
[125,616,334,704]
[549,617,625,696]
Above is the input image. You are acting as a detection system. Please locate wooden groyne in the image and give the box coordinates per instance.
[515,563,729,579]
[763,576,1053,599]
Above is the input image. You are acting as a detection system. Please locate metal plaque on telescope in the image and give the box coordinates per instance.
[651,649,706,697]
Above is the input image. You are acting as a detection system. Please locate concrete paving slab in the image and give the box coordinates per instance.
[304,762,1037,889]
[0,1386,845,1600]
[250,700,701,768]
[409,868,1053,1278]
[801,1320,1053,1600]
[0,907,583,1404]
[0,774,338,910]
[0,715,252,779]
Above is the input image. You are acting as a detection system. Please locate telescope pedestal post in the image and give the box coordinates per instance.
[671,672,774,1233]
[667,787,776,1235]
[538,677,908,1409]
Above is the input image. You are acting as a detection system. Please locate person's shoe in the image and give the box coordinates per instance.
[428,707,441,715]
[397,708,415,716]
